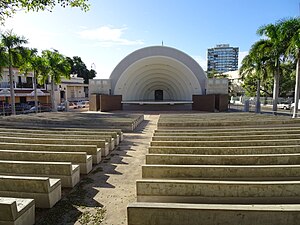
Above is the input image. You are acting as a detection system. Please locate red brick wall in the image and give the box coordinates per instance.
[192,95,215,112]
[100,95,122,112]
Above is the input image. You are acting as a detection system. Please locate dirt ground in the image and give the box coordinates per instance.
[35,114,158,225]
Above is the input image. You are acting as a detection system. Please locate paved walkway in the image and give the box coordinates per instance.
[80,114,159,225]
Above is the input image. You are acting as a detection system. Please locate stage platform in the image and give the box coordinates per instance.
[122,101,193,111]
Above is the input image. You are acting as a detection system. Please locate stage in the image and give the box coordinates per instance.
[122,100,193,111]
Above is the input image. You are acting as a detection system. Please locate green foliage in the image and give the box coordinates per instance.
[67,56,96,84]
[0,0,90,23]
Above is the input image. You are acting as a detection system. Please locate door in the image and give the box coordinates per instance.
[155,90,163,101]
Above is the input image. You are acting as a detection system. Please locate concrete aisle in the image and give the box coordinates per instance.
[85,114,159,225]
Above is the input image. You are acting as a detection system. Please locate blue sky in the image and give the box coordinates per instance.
[1,0,299,78]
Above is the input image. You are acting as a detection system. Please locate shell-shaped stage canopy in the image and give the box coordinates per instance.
[110,46,207,101]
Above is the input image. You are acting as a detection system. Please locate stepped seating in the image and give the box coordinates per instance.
[128,202,300,225]
[0,175,61,208]
[0,112,144,131]
[0,136,110,156]
[0,197,35,225]
[148,145,300,154]
[0,150,92,174]
[0,160,80,188]
[0,142,101,164]
[128,113,300,225]
[145,153,300,165]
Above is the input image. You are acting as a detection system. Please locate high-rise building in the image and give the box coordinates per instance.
[207,44,239,75]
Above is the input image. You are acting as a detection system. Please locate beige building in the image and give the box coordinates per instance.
[49,74,89,107]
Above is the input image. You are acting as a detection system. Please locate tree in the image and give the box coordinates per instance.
[0,30,28,115]
[280,17,300,118]
[0,0,90,23]
[41,50,71,111]
[240,40,271,113]
[257,20,287,113]
[67,56,96,84]
[19,48,49,113]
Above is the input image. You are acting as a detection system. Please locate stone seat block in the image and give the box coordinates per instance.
[136,179,300,204]
[0,127,123,142]
[154,129,300,136]
[0,132,116,151]
[142,164,300,180]
[0,136,109,154]
[148,146,300,155]
[127,202,300,225]
[0,150,92,174]
[154,126,300,134]
[150,139,300,147]
[0,143,101,164]
[0,175,61,208]
[0,160,80,188]
[0,197,35,225]
[145,153,300,165]
[152,134,300,141]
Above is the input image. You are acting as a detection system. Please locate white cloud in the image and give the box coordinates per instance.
[78,26,144,47]
[238,51,248,68]
[193,55,207,71]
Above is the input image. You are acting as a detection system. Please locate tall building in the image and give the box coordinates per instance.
[207,44,239,75]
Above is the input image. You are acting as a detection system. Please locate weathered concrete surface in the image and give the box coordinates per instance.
[127,202,300,225]
[0,160,80,188]
[0,150,92,174]
[142,164,300,180]
[150,139,300,147]
[145,153,300,165]
[0,197,35,225]
[136,179,300,203]
[148,145,300,155]
[0,175,61,208]
[0,143,101,164]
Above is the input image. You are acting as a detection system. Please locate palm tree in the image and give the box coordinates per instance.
[0,30,28,115]
[240,40,270,113]
[280,17,300,118]
[19,48,49,113]
[41,50,71,111]
[257,21,286,113]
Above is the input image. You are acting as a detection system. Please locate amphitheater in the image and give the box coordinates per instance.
[1,111,300,225]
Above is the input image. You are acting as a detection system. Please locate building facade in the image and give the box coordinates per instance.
[207,44,239,75]
[0,67,50,107]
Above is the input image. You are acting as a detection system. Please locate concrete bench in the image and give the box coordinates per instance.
[0,142,101,164]
[0,150,92,174]
[148,146,300,155]
[0,127,124,142]
[145,153,300,165]
[155,126,300,134]
[152,134,300,141]
[127,202,300,225]
[136,179,300,204]
[0,132,115,151]
[0,197,35,225]
[0,160,80,188]
[142,164,300,180]
[154,129,300,137]
[0,136,109,155]
[0,175,61,208]
[150,139,300,147]
[0,129,120,145]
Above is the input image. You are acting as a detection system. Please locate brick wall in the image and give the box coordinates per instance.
[89,94,100,111]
